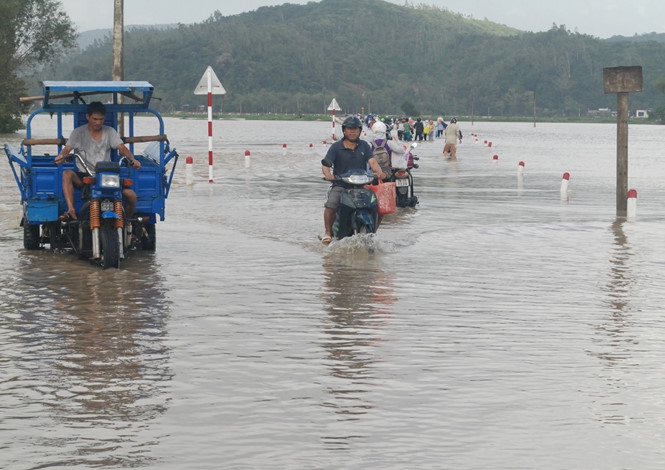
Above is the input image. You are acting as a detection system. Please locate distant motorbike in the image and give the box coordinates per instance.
[388,142,419,208]
[324,167,380,240]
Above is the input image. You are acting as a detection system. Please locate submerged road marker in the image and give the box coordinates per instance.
[627,188,637,219]
[560,172,570,202]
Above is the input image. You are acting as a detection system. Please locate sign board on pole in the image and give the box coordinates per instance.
[327,98,341,111]
[603,66,643,94]
[194,66,226,95]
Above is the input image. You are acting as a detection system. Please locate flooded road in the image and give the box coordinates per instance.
[2,119,665,469]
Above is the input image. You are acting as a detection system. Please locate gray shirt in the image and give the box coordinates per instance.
[67,125,123,173]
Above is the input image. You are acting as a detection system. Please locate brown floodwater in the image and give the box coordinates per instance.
[2,119,665,469]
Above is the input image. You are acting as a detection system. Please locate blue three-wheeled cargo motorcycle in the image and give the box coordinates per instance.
[3,81,179,268]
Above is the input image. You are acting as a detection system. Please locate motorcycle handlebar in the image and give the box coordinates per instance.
[66,152,93,176]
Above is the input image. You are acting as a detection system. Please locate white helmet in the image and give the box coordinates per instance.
[372,121,387,135]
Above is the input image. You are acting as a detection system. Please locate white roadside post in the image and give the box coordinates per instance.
[194,66,226,183]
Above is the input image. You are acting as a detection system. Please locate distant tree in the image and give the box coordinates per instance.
[655,77,665,95]
[401,101,419,117]
[0,0,77,133]
[652,78,665,124]
[650,105,665,123]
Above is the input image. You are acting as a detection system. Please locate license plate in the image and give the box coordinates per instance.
[100,200,115,212]
[395,178,409,187]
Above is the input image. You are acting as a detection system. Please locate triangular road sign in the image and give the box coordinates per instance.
[327,98,341,111]
[194,66,226,95]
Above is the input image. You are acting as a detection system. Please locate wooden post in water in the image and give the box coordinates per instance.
[603,66,642,217]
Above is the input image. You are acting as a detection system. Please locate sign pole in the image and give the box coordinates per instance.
[331,109,336,141]
[616,91,629,215]
[207,69,214,182]
[327,98,341,142]
[603,66,642,217]
[194,66,226,183]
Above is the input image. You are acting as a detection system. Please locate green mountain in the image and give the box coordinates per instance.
[43,0,665,118]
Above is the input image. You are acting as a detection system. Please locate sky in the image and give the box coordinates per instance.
[58,0,664,39]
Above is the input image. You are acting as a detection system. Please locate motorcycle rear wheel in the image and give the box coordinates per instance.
[23,221,41,250]
[141,224,156,251]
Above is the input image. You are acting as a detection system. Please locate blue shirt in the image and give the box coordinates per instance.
[323,139,373,180]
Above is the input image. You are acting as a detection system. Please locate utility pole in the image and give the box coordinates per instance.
[113,0,124,136]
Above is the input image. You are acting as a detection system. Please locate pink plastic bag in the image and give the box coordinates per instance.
[369,180,396,215]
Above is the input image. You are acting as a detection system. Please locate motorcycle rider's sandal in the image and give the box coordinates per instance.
[321,235,332,245]
[59,211,77,221]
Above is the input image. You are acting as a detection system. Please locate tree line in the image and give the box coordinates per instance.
[4,0,665,133]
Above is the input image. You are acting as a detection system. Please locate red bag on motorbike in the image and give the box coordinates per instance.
[368,179,396,215]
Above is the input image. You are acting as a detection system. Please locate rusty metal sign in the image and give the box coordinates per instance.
[603,66,643,94]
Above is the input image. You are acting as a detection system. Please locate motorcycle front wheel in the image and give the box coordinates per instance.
[99,226,120,269]
[354,212,375,235]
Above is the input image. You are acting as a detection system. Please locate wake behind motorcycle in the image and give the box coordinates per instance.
[324,167,380,240]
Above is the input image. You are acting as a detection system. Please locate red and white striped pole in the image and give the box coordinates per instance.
[560,172,570,201]
[186,156,193,185]
[627,188,637,219]
[207,69,214,183]
[332,109,336,141]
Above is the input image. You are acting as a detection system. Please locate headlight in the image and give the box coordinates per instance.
[100,174,120,188]
[343,174,373,185]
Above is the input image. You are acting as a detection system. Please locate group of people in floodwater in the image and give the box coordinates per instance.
[320,114,463,243]
[364,114,462,159]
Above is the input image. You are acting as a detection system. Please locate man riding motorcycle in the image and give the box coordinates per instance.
[321,116,386,245]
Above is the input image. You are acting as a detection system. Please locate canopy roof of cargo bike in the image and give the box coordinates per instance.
[39,81,155,109]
